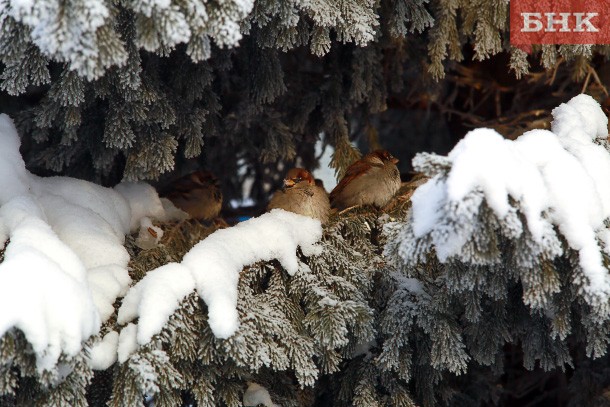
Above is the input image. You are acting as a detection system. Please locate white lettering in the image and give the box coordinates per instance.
[545,12,571,32]
[520,12,600,33]
[574,12,599,32]
[522,13,543,32]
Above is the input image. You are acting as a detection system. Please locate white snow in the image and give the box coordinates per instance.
[446,128,548,242]
[4,0,255,80]
[117,323,138,364]
[118,263,195,344]
[0,114,171,371]
[89,331,119,370]
[243,382,279,407]
[135,217,164,250]
[117,209,323,356]
[114,182,168,232]
[411,175,447,237]
[0,115,30,201]
[0,112,323,370]
[6,93,610,377]
[0,196,100,372]
[88,265,132,321]
[7,0,117,80]
[410,94,610,302]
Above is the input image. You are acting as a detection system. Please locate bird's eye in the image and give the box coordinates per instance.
[295,177,302,182]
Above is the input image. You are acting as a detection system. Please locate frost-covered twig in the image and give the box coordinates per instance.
[0,114,170,371]
[387,94,610,309]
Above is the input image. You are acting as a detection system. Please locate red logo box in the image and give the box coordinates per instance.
[510,0,610,45]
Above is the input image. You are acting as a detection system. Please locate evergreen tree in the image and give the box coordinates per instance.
[2,1,610,406]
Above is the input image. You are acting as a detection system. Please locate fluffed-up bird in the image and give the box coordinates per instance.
[160,170,223,221]
[330,149,401,210]
[267,168,330,224]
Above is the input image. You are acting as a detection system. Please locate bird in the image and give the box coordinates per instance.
[314,178,327,192]
[330,149,401,210]
[160,170,223,221]
[267,168,330,224]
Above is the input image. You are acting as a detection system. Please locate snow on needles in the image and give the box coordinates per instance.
[0,112,323,370]
[117,209,323,357]
[409,94,610,303]
[0,114,169,371]
[243,382,280,407]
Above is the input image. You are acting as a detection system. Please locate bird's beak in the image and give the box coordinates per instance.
[391,157,399,164]
[283,179,295,189]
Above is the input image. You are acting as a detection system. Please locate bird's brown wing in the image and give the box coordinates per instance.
[160,171,219,199]
[330,160,381,202]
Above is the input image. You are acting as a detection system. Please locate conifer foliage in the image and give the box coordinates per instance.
[379,95,610,406]
[106,212,380,407]
[1,0,607,184]
[3,0,610,406]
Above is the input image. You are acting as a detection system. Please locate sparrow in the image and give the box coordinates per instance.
[330,149,401,210]
[314,178,326,192]
[160,170,223,221]
[267,168,330,224]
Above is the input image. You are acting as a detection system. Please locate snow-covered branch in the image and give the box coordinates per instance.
[388,94,610,309]
[0,113,324,371]
[117,209,323,350]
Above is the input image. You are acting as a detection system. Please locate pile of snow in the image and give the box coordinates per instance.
[409,94,610,303]
[88,331,120,370]
[0,114,170,371]
[0,113,324,370]
[243,382,279,407]
[117,209,323,360]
